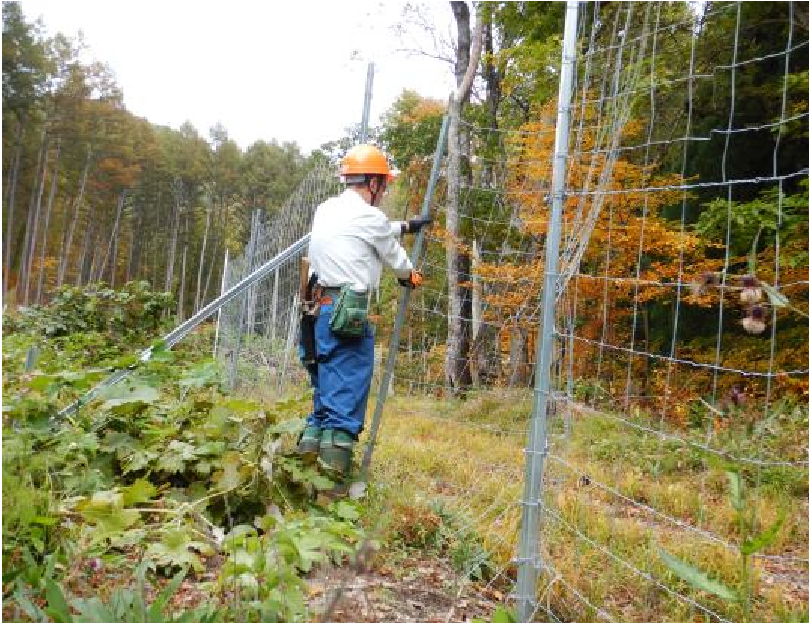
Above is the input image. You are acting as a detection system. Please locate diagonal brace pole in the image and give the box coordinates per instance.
[55,234,311,422]
[361,114,450,475]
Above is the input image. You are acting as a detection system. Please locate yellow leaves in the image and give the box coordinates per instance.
[482,102,709,338]
[428,225,472,255]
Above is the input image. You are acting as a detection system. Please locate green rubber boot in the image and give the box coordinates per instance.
[318,429,355,496]
[296,425,321,462]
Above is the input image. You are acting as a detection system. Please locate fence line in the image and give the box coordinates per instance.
[205,2,808,621]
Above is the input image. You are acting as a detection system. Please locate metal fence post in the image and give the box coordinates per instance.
[360,113,450,475]
[515,2,579,621]
[230,209,260,389]
[213,248,229,358]
[360,62,375,144]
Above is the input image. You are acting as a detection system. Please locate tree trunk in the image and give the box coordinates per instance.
[508,325,528,388]
[165,183,182,292]
[99,190,126,285]
[36,138,61,303]
[194,206,212,312]
[125,201,136,283]
[76,207,95,286]
[109,199,123,288]
[201,235,221,310]
[3,120,24,297]
[445,1,482,393]
[470,238,483,386]
[127,197,145,283]
[88,228,103,284]
[20,132,50,305]
[58,147,92,288]
[473,6,506,387]
[177,213,189,320]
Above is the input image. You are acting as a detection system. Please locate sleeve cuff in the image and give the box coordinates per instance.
[395,263,413,280]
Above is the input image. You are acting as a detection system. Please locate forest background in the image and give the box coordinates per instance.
[3,0,809,410]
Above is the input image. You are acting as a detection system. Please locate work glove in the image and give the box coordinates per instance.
[398,271,424,289]
[401,216,433,235]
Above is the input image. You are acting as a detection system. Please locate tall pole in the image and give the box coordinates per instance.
[361,114,450,474]
[359,62,375,143]
[213,247,229,357]
[514,2,579,621]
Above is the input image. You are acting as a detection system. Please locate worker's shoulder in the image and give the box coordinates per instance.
[315,195,341,211]
[357,203,391,222]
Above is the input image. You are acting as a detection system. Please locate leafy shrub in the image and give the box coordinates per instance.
[2,283,365,621]
[5,281,173,338]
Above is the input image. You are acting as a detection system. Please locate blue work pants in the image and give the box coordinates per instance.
[300,302,374,438]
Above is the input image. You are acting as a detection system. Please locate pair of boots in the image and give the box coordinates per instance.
[297,426,354,493]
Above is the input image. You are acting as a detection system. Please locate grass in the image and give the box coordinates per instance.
[363,389,809,623]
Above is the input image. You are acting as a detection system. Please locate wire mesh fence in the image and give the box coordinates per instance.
[350,2,807,622]
[215,158,341,396]
[210,2,807,621]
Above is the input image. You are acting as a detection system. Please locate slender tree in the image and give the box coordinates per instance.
[445,1,482,392]
[35,137,60,302]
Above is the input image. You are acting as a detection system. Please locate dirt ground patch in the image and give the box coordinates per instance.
[307,553,508,622]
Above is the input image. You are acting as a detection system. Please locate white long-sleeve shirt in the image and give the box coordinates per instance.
[308,188,413,291]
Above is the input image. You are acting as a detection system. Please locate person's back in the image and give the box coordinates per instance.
[296,144,432,497]
[309,188,410,292]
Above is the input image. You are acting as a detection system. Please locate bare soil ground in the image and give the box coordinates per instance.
[307,553,508,623]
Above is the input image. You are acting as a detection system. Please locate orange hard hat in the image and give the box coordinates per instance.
[340,144,394,182]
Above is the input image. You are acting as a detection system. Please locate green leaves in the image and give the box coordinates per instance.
[212,451,246,491]
[741,511,786,556]
[178,360,221,390]
[747,227,762,275]
[156,440,200,474]
[4,284,370,621]
[15,562,219,623]
[121,478,158,506]
[492,607,518,623]
[44,578,73,623]
[657,547,739,602]
[657,466,790,623]
[145,527,212,573]
[147,565,188,620]
[761,283,790,309]
[332,499,361,521]
[471,606,517,623]
[76,489,140,542]
[98,381,159,411]
[726,470,745,513]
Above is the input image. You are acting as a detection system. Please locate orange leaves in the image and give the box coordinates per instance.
[488,100,703,314]
[400,98,445,124]
[97,156,142,189]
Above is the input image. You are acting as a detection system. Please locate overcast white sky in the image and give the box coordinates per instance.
[20,1,458,153]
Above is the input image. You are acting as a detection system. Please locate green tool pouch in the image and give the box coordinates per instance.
[329,285,369,338]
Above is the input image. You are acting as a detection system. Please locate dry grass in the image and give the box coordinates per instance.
[365,391,809,623]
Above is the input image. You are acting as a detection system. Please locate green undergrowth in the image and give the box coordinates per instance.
[2,284,367,622]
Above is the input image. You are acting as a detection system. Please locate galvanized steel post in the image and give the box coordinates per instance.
[360,62,375,143]
[514,2,579,620]
[360,113,450,474]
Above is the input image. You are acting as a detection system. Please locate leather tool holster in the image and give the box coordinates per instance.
[300,257,319,366]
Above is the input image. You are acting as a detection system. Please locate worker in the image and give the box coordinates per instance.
[297,144,431,492]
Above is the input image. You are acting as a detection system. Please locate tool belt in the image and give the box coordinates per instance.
[301,277,369,363]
